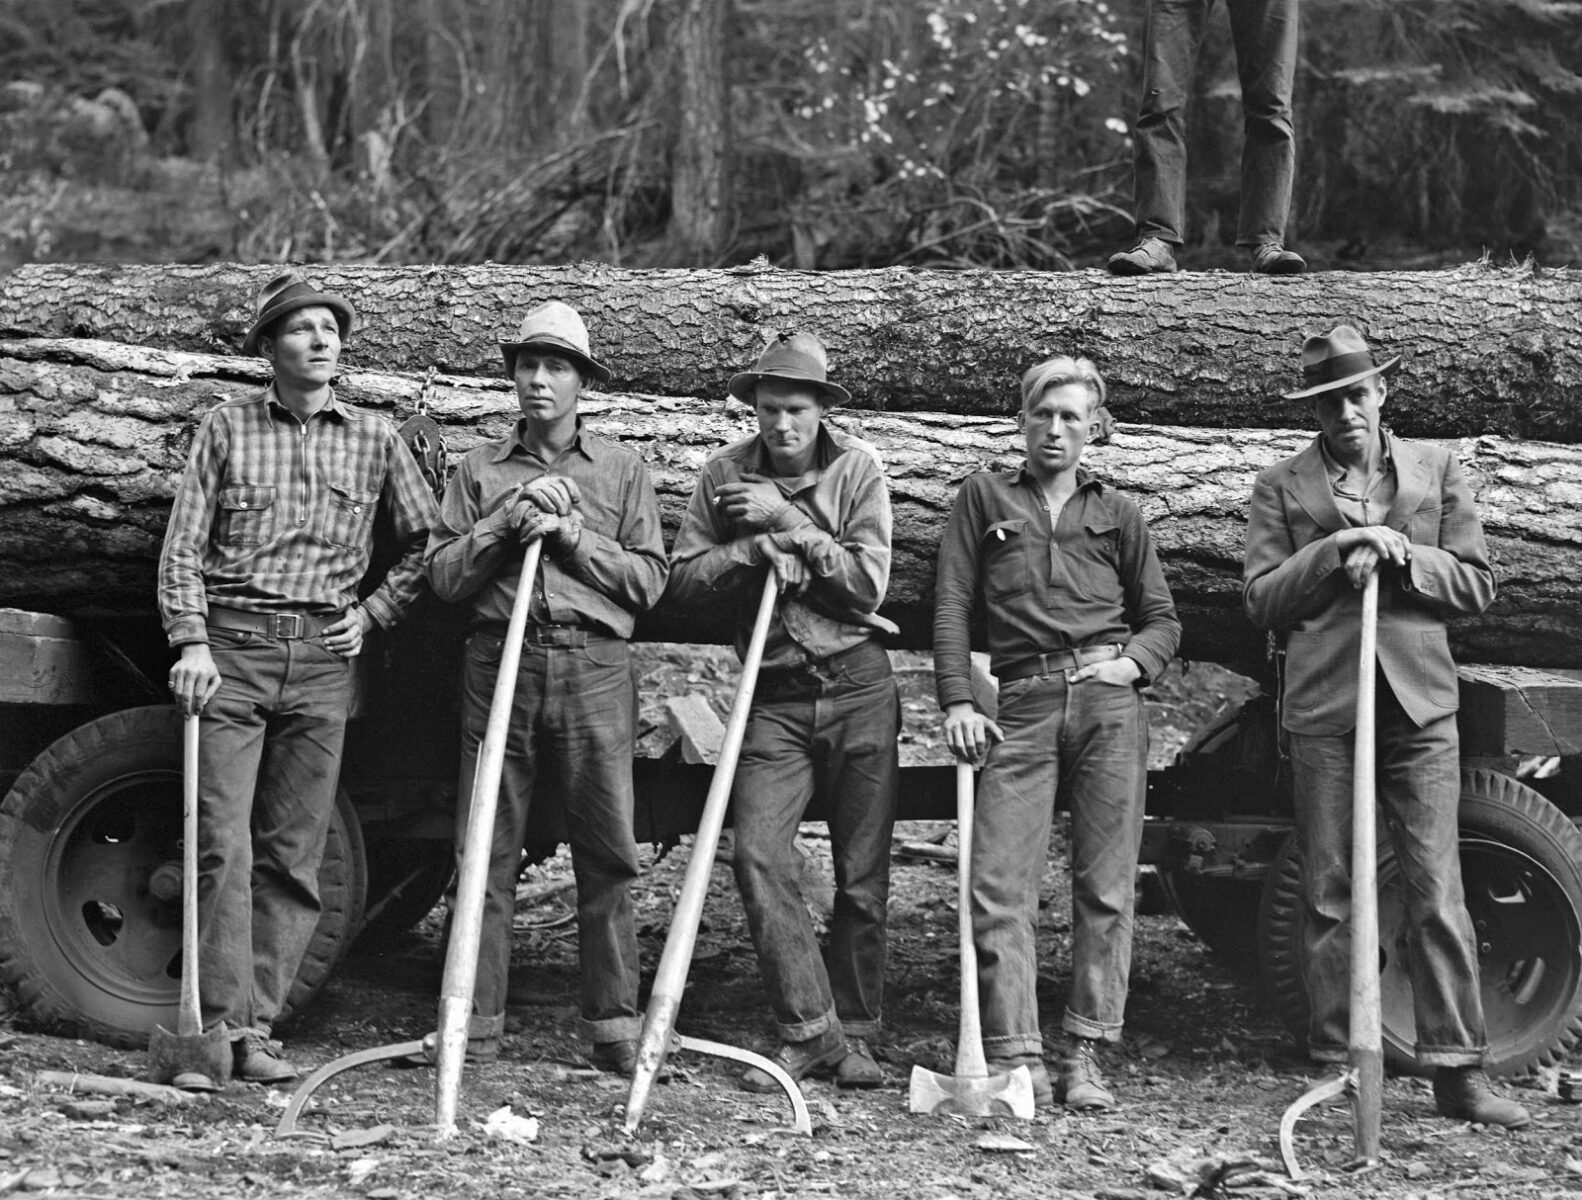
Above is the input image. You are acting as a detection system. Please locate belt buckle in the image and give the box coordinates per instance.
[270,612,305,639]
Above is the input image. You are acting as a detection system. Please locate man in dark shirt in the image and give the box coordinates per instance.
[159,271,436,1082]
[424,301,668,1074]
[933,355,1180,1111]
[668,332,898,1092]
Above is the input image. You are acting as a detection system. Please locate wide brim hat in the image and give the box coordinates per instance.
[1282,323,1401,400]
[727,331,851,406]
[499,300,611,383]
[241,270,355,357]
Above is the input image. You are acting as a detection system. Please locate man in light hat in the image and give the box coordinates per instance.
[424,301,667,1074]
[1243,324,1529,1127]
[667,332,899,1091]
[159,270,437,1082]
[933,355,1179,1111]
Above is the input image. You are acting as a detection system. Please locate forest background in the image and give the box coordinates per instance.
[2,0,1581,276]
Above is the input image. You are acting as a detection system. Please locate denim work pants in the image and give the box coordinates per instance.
[1289,679,1487,1066]
[456,631,642,1045]
[732,640,900,1042]
[1132,0,1298,247]
[197,627,352,1035]
[973,674,1148,1057]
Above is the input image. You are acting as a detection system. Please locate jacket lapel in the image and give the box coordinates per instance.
[1382,435,1430,531]
[1284,437,1347,534]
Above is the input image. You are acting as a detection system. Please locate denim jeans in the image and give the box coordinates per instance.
[1132,0,1298,247]
[196,627,352,1035]
[1289,679,1487,1066]
[972,673,1148,1058]
[732,640,900,1042]
[456,632,642,1044]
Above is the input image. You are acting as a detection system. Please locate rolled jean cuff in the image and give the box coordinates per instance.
[580,1014,642,1043]
[1416,1043,1487,1068]
[777,1008,839,1044]
[1308,1044,1347,1065]
[982,1033,1044,1060]
[465,1012,506,1039]
[1062,1008,1123,1044]
[839,1017,881,1039]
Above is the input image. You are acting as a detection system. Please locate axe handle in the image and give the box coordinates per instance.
[1349,568,1382,1162]
[179,713,202,1037]
[953,761,990,1079]
[435,539,543,1138]
[625,571,779,1132]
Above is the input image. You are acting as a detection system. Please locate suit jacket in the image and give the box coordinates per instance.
[1242,433,1495,736]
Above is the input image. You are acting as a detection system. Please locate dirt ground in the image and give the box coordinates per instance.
[0,657,1577,1199]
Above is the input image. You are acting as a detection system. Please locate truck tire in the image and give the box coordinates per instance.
[1257,768,1582,1076]
[352,837,453,953]
[0,706,367,1049]
[1159,871,1264,980]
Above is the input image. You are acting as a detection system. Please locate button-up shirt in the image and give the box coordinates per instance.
[157,386,437,647]
[1321,429,1399,528]
[933,465,1181,709]
[424,419,668,637]
[667,425,892,669]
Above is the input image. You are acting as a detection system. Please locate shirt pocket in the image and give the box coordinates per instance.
[325,480,378,550]
[982,518,1030,599]
[1063,517,1124,605]
[217,484,276,546]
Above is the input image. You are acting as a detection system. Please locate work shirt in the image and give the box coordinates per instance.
[157,386,437,647]
[1321,429,1399,528]
[424,419,667,637]
[667,425,891,669]
[933,465,1181,710]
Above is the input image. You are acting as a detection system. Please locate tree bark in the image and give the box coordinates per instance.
[667,0,729,261]
[3,338,1579,669]
[2,262,1579,441]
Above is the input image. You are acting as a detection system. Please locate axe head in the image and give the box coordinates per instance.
[908,1063,1036,1120]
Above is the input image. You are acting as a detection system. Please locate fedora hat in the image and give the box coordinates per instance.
[727,331,851,407]
[499,301,611,383]
[240,270,355,356]
[1282,323,1401,400]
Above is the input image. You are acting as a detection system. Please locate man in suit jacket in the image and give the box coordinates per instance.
[1243,324,1529,1128]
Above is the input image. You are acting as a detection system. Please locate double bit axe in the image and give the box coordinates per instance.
[1279,567,1383,1179]
[624,571,814,1136]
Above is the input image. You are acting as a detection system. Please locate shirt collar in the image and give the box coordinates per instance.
[1318,427,1396,481]
[264,384,343,420]
[749,422,843,481]
[488,417,597,465]
[1012,463,1104,495]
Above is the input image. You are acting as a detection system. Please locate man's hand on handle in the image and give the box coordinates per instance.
[169,643,221,716]
[754,533,807,594]
[1336,526,1411,590]
[943,701,1003,765]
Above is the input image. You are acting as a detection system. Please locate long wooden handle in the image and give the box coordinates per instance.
[435,540,543,1139]
[1349,569,1382,1162]
[179,713,202,1036]
[625,571,779,1133]
[952,760,990,1078]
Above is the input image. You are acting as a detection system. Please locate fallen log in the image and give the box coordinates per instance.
[3,261,1580,441]
[2,337,1579,668]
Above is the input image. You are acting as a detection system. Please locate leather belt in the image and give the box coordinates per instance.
[524,624,599,648]
[207,605,339,641]
[997,643,1123,683]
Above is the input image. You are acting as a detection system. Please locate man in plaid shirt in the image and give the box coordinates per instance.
[158,271,436,1083]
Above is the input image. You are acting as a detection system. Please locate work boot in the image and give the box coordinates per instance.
[1433,1066,1532,1128]
[1250,241,1306,274]
[986,1056,1055,1109]
[589,1039,639,1078]
[1059,1037,1115,1111]
[740,1028,846,1093]
[235,1032,299,1085]
[835,1038,884,1089]
[1107,237,1178,276]
[393,1029,500,1068]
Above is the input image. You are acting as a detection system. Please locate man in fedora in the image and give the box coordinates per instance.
[159,270,437,1082]
[1244,325,1529,1127]
[933,355,1179,1111]
[424,301,668,1074]
[668,332,899,1091]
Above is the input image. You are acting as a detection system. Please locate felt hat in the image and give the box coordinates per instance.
[499,301,611,383]
[727,332,851,407]
[240,270,355,356]
[1282,324,1401,400]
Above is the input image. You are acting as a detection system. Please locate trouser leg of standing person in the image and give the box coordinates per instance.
[812,643,900,1040]
[1133,0,1213,245]
[970,674,1063,1063]
[1226,0,1298,247]
[1060,680,1149,1043]
[542,639,643,1045]
[247,637,351,1032]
